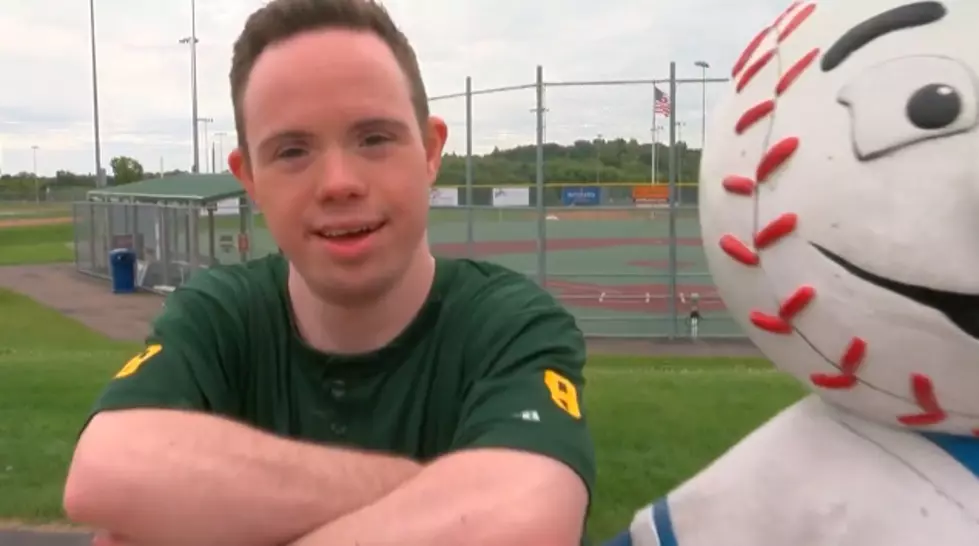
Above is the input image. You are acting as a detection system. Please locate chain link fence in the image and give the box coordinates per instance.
[73,199,273,293]
[64,63,742,340]
[425,64,738,339]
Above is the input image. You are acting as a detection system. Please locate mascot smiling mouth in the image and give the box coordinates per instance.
[812,244,979,339]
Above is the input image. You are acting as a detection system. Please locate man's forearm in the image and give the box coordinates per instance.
[291,449,588,546]
[64,409,421,546]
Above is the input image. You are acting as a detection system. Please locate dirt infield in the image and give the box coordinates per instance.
[0,217,72,228]
[547,278,721,313]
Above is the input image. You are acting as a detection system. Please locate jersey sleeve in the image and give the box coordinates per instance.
[450,277,596,496]
[85,273,242,425]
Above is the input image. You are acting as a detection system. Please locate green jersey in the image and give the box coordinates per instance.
[90,253,595,508]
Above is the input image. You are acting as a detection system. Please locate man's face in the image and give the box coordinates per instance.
[229,28,447,300]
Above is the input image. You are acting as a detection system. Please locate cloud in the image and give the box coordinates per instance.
[0,0,787,175]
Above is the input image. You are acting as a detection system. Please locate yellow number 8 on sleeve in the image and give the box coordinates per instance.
[116,344,163,378]
[544,369,582,419]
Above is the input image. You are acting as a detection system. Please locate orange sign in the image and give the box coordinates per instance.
[631,184,670,203]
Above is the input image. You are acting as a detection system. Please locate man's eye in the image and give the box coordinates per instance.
[277,147,306,159]
[362,134,392,146]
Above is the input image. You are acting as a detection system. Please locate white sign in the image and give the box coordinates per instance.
[429,187,458,206]
[492,187,529,207]
[199,197,240,217]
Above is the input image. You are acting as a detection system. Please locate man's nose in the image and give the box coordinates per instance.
[313,152,368,201]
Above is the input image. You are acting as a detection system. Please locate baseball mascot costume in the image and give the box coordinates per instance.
[605,0,979,544]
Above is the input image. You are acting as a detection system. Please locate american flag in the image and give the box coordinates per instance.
[654,86,671,116]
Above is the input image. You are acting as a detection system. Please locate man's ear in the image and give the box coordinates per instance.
[424,116,448,185]
[228,147,258,205]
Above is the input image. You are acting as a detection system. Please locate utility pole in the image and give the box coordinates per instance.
[31,145,40,203]
[694,60,710,148]
[179,0,200,173]
[197,117,213,172]
[89,0,105,186]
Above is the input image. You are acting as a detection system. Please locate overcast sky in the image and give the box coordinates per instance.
[1,0,786,176]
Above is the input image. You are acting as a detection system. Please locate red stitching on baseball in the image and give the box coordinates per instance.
[748,285,815,334]
[897,373,947,426]
[732,27,771,78]
[736,49,775,93]
[810,337,866,389]
[735,100,776,133]
[777,3,816,42]
[778,285,814,318]
[754,213,796,249]
[719,235,759,265]
[756,137,799,182]
[771,1,802,29]
[749,310,792,334]
[722,175,755,195]
[776,48,820,96]
[731,2,806,79]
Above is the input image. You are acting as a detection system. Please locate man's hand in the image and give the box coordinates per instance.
[91,531,131,546]
[66,409,421,546]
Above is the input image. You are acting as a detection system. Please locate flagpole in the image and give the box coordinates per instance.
[651,107,657,184]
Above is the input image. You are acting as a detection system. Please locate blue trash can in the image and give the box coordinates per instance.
[109,248,137,294]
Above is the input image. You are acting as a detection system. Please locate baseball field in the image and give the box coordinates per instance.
[0,201,802,543]
[196,205,742,338]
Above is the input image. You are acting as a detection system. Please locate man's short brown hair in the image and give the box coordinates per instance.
[229,0,430,152]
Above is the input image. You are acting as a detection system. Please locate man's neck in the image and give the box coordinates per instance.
[288,249,436,354]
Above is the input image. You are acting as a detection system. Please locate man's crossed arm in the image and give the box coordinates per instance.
[64,409,587,546]
[291,447,588,546]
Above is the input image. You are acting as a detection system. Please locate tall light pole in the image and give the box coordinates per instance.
[179,0,200,173]
[197,117,213,172]
[694,60,710,149]
[677,122,686,182]
[214,131,226,172]
[31,145,40,202]
[88,0,105,186]
[595,133,603,183]
[650,123,662,182]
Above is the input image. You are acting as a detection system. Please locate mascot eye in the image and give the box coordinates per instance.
[906,83,962,129]
[837,56,977,161]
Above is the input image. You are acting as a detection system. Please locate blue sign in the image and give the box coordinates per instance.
[561,186,601,206]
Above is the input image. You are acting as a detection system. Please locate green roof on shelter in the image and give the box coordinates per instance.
[87,174,245,203]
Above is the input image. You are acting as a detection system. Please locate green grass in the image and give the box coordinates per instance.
[0,224,74,265]
[0,289,138,521]
[0,202,71,214]
[0,287,803,540]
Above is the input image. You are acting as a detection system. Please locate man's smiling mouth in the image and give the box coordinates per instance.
[812,244,979,339]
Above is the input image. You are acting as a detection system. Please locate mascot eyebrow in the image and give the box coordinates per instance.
[821,1,947,71]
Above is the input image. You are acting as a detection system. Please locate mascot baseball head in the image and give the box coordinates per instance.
[700,0,979,436]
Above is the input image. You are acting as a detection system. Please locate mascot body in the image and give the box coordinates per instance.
[611,1,979,544]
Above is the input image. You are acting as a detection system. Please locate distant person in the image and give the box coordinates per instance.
[688,292,701,339]
[62,1,594,545]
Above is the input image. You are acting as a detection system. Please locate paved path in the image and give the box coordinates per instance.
[0,264,163,341]
[0,263,761,542]
[0,529,90,545]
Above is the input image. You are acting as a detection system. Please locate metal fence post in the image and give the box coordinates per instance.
[465,76,475,257]
[667,62,679,339]
[72,202,80,270]
[535,65,546,286]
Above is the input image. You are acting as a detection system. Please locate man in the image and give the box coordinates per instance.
[62,1,594,544]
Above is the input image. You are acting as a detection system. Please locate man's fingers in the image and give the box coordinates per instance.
[91,530,133,546]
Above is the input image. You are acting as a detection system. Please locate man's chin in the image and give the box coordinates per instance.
[298,271,393,306]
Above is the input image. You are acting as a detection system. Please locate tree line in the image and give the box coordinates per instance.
[0,138,702,200]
